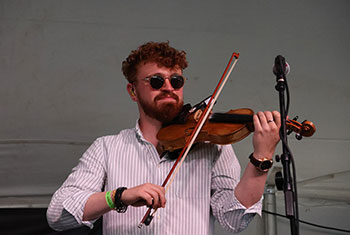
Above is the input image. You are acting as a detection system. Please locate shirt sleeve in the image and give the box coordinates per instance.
[47,138,107,231]
[210,145,262,233]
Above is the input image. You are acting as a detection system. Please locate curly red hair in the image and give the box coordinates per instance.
[122,41,188,83]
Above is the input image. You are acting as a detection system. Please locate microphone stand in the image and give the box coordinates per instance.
[274,56,299,235]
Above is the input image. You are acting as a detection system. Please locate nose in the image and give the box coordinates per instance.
[160,78,174,91]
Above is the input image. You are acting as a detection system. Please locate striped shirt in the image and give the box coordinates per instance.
[47,122,262,234]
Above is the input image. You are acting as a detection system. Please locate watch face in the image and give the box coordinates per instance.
[261,160,273,170]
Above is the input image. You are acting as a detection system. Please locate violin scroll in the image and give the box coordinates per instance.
[286,118,316,140]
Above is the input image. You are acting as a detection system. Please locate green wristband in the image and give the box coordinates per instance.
[105,190,115,209]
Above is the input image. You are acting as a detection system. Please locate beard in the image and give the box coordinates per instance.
[139,91,183,124]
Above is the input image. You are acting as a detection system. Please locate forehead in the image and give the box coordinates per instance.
[136,62,182,78]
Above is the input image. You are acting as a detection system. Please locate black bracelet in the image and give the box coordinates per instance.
[114,187,128,213]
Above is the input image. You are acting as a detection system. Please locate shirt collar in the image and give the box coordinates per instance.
[134,119,150,145]
[134,119,173,162]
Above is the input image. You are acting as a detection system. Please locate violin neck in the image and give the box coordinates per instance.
[209,113,253,124]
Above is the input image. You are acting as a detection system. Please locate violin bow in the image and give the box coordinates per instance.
[138,52,240,228]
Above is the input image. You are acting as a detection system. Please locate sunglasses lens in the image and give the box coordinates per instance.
[170,76,185,89]
[150,76,165,89]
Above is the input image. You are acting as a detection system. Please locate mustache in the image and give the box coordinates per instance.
[154,91,179,102]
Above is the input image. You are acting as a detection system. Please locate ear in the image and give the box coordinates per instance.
[127,83,137,101]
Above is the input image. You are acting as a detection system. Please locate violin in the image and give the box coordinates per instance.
[157,108,316,152]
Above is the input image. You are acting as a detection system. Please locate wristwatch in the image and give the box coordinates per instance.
[249,153,273,172]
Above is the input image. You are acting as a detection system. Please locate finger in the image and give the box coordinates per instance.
[145,189,160,209]
[272,111,281,128]
[265,111,273,118]
[264,111,274,124]
[131,194,153,207]
[257,111,269,129]
[253,112,262,132]
[158,187,166,208]
[148,185,166,208]
[131,200,147,207]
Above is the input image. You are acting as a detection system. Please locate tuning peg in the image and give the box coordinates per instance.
[295,133,302,140]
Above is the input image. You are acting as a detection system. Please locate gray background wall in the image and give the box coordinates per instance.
[1,0,349,234]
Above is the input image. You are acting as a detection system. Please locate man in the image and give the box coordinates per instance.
[47,41,281,234]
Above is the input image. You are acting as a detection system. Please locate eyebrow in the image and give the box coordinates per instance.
[146,72,182,78]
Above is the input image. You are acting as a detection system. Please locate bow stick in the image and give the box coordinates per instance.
[138,52,240,228]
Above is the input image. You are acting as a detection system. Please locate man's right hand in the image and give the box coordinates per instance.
[121,183,166,209]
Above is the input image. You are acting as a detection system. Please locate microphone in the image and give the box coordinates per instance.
[273,55,290,79]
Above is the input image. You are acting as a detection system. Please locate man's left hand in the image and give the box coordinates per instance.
[252,111,281,160]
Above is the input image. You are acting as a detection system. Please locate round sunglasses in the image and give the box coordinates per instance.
[141,75,186,90]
